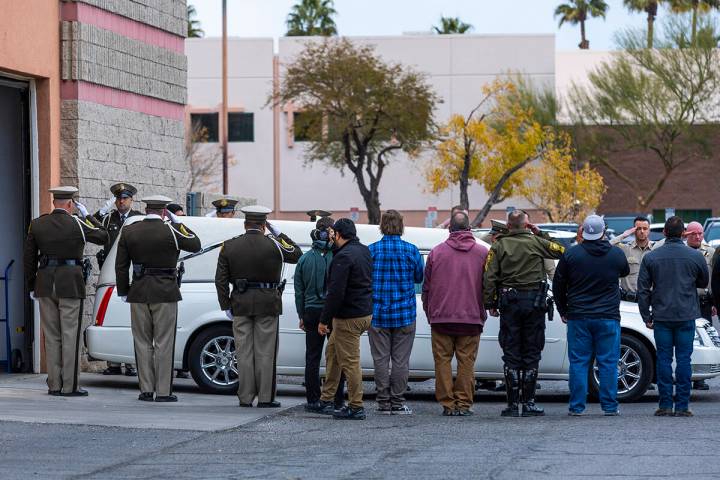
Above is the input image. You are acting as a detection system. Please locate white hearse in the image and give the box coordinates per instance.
[86,217,720,402]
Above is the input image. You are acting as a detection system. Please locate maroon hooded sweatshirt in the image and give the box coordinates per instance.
[422,230,488,332]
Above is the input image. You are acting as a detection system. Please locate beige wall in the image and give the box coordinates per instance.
[0,0,61,213]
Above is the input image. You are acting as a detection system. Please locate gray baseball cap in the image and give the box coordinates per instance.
[582,215,605,241]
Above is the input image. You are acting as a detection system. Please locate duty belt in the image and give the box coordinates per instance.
[500,287,539,298]
[620,290,637,302]
[132,264,177,277]
[235,280,280,290]
[39,257,82,268]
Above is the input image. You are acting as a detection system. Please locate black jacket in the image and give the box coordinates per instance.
[553,240,630,321]
[320,238,373,324]
[637,237,709,323]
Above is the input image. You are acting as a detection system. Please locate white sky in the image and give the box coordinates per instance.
[189,0,693,51]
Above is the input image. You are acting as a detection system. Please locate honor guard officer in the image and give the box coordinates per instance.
[213,198,238,218]
[483,210,565,417]
[94,182,142,377]
[115,195,201,402]
[306,209,332,222]
[24,186,108,396]
[215,205,302,408]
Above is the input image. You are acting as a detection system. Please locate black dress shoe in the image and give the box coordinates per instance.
[257,401,282,408]
[239,402,253,408]
[124,366,137,377]
[61,389,88,397]
[155,395,178,402]
[48,390,61,396]
[138,392,154,401]
[102,366,122,376]
[176,370,190,379]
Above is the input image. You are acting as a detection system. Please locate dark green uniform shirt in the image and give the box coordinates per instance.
[483,229,565,308]
[215,230,301,317]
[24,209,108,298]
[94,209,142,251]
[115,217,201,303]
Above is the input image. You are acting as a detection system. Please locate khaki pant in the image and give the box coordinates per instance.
[38,295,82,393]
[431,331,480,410]
[233,315,279,404]
[130,302,178,397]
[320,315,372,409]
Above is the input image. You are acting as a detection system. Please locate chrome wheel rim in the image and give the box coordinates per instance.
[593,344,642,395]
[200,335,238,387]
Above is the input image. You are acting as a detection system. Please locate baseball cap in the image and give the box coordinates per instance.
[332,218,357,239]
[582,215,605,241]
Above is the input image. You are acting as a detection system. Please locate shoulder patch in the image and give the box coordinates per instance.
[180,224,190,236]
[485,248,495,270]
[550,242,565,254]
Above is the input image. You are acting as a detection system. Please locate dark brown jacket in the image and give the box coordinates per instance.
[115,217,201,303]
[24,209,108,299]
[215,230,301,316]
[94,209,142,251]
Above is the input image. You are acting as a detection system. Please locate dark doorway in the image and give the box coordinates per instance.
[0,77,33,373]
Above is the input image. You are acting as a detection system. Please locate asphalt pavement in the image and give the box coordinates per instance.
[1,374,719,479]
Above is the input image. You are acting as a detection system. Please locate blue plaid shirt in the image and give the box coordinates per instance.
[368,235,425,328]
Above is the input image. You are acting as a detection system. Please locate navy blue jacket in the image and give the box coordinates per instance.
[553,240,630,321]
[637,237,709,323]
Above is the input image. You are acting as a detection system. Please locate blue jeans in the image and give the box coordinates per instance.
[567,319,621,413]
[654,320,695,411]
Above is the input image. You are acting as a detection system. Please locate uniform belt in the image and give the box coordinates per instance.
[620,290,637,302]
[40,258,82,267]
[246,282,280,289]
[133,264,177,277]
[501,288,539,298]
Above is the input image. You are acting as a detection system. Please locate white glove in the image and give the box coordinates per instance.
[167,211,181,224]
[99,197,115,216]
[225,310,233,320]
[74,201,89,218]
[267,222,281,237]
[205,210,217,218]
[29,291,36,301]
[120,296,128,303]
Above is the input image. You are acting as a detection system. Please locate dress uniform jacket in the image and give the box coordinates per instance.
[115,217,201,303]
[215,231,302,316]
[24,210,107,298]
[94,209,142,251]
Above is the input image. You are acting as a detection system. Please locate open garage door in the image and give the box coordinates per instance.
[0,77,33,373]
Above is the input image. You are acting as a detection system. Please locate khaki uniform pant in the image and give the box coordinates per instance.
[320,315,372,409]
[431,331,480,410]
[38,295,82,393]
[233,315,279,404]
[130,302,178,397]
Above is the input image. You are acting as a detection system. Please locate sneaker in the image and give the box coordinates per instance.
[333,406,366,420]
[603,410,620,416]
[455,409,474,417]
[315,400,335,415]
[674,409,694,417]
[568,410,585,416]
[654,408,673,417]
[442,407,456,416]
[376,405,393,415]
[391,405,413,415]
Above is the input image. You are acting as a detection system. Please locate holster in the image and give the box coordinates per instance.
[96,249,106,269]
[177,261,185,288]
[277,279,287,294]
[82,258,93,283]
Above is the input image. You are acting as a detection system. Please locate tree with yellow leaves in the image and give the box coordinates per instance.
[519,131,606,223]
[427,79,556,226]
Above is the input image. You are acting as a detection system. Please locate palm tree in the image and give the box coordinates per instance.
[624,1,663,48]
[286,0,338,36]
[554,0,609,49]
[670,0,720,45]
[187,4,204,38]
[432,16,474,34]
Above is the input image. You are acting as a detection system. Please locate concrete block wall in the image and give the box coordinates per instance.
[60,0,188,330]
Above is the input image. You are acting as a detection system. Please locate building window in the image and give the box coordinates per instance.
[652,209,712,224]
[190,113,219,142]
[293,111,322,142]
[228,112,254,142]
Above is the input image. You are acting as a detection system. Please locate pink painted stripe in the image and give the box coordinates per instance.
[61,2,184,53]
[61,81,184,120]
